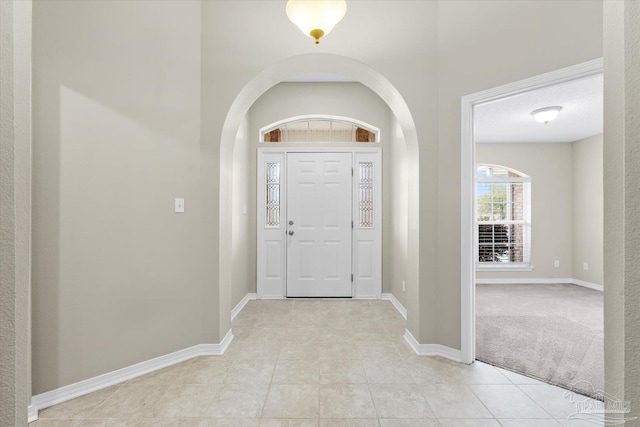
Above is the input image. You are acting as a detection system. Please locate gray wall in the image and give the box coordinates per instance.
[32,1,205,394]
[603,0,640,417]
[572,134,604,285]
[0,0,31,424]
[476,136,604,286]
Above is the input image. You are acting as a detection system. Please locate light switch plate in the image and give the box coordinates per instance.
[175,198,185,213]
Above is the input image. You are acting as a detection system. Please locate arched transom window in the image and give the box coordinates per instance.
[260,115,379,143]
[476,164,531,267]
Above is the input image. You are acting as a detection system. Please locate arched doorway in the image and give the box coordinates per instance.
[218,53,421,336]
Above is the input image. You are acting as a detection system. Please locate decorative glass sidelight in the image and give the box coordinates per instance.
[266,162,281,227]
[358,162,374,227]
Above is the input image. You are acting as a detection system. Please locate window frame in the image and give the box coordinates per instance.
[476,164,532,271]
[258,114,380,143]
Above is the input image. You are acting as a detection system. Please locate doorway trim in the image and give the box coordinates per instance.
[460,58,604,364]
[257,147,382,300]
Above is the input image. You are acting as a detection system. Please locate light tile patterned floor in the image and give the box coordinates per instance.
[31,299,604,426]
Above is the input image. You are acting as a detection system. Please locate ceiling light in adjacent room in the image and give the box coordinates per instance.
[531,106,563,124]
[286,0,347,44]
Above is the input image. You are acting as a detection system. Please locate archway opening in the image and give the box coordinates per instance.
[218,53,421,339]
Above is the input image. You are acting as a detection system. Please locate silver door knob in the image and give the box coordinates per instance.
[289,220,294,225]
[288,230,294,236]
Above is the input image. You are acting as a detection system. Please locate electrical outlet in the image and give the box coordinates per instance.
[583,262,589,270]
[402,280,406,292]
[554,260,560,268]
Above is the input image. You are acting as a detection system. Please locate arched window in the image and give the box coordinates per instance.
[260,115,379,143]
[476,164,531,267]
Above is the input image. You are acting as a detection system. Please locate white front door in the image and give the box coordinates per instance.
[286,152,353,297]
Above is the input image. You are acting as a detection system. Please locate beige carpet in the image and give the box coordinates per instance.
[476,283,604,398]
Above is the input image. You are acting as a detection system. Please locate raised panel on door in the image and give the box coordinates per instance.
[265,240,283,278]
[286,152,352,297]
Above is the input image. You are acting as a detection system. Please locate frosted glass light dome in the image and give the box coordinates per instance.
[286,0,347,44]
[531,106,563,124]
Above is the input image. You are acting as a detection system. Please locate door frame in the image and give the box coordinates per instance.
[459,58,603,364]
[257,147,382,299]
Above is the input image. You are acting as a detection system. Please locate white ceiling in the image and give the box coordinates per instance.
[475,74,603,143]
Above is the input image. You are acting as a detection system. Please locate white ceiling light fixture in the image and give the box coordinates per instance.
[286,0,347,45]
[530,106,563,124]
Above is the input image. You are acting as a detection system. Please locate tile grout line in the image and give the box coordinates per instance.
[514,382,579,421]
[468,384,508,421]
[257,310,280,420]
[68,380,124,421]
[469,383,556,421]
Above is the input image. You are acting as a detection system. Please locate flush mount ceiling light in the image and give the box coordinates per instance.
[531,106,563,124]
[286,0,347,44]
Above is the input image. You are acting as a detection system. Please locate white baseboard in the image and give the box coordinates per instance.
[475,277,573,285]
[403,329,462,362]
[197,328,235,355]
[28,405,37,423]
[29,329,234,422]
[231,293,257,320]
[475,277,603,291]
[571,278,604,292]
[381,293,407,320]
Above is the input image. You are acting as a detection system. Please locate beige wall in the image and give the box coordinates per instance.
[231,116,254,307]
[621,0,640,416]
[476,143,574,279]
[603,0,640,415]
[603,0,625,403]
[246,82,398,303]
[572,134,604,285]
[32,1,205,394]
[0,0,32,424]
[389,116,409,307]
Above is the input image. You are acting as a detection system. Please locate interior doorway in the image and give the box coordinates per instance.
[461,59,604,398]
[257,148,382,299]
[460,58,604,364]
